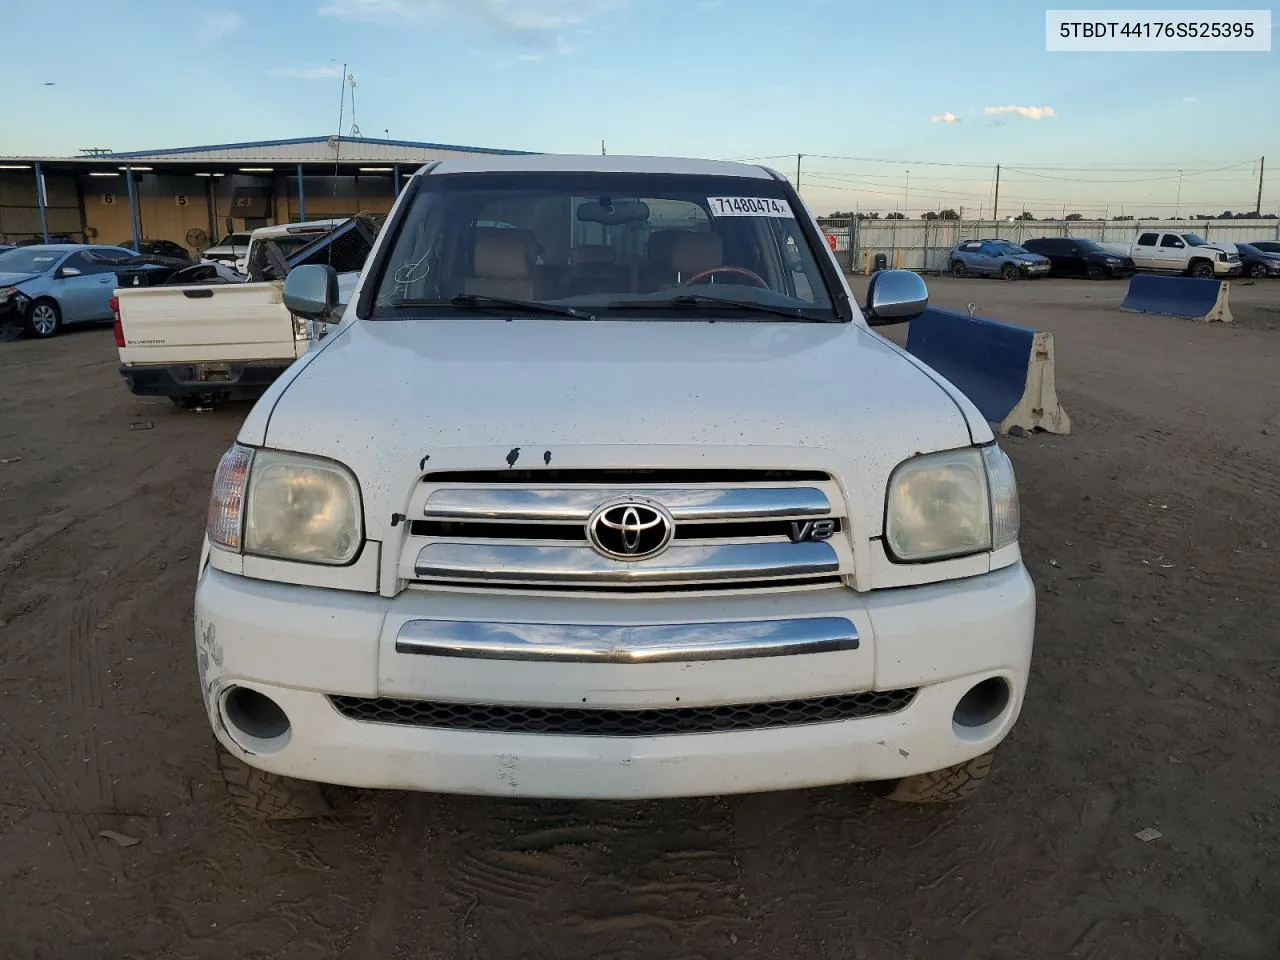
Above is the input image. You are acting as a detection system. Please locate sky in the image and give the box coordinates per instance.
[3,0,1276,217]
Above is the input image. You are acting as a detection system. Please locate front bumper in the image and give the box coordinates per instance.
[119,361,292,401]
[195,562,1036,799]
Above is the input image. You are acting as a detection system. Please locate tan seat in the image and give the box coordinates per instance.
[465,231,537,299]
[644,230,695,290]
[569,245,616,267]
[671,232,724,281]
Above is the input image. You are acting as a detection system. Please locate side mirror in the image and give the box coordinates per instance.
[283,264,341,322]
[864,269,928,326]
[57,266,82,278]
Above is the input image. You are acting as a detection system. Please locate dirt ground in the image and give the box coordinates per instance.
[1,276,1278,959]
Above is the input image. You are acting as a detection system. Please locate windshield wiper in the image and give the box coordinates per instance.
[605,294,816,321]
[387,294,597,321]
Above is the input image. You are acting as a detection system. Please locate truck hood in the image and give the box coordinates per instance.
[250,318,983,538]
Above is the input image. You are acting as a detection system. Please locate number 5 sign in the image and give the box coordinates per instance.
[175,195,189,207]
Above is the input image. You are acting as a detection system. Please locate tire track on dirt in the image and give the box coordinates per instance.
[0,729,95,866]
[404,795,749,960]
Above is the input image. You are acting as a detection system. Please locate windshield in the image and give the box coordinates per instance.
[215,234,250,249]
[1237,243,1262,256]
[990,242,1029,256]
[0,248,63,274]
[1182,233,1208,246]
[369,171,837,321]
[1072,239,1103,252]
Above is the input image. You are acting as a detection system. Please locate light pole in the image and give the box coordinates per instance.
[904,170,910,217]
[1175,169,1183,218]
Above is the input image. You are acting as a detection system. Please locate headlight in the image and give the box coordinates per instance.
[1217,253,1228,262]
[884,445,1019,562]
[207,444,364,565]
[0,285,17,304]
[1105,257,1119,264]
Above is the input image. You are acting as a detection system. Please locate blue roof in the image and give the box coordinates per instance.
[104,135,535,158]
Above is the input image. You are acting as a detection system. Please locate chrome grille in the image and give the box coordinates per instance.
[329,689,917,736]
[401,470,850,592]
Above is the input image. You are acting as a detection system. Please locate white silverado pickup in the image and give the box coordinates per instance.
[115,216,376,406]
[1098,230,1241,278]
[196,155,1035,817]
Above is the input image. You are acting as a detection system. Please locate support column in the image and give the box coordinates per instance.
[297,163,306,221]
[393,164,402,197]
[124,165,140,250]
[34,161,49,243]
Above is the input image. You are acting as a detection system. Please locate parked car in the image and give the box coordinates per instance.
[948,239,1050,280]
[15,234,78,246]
[194,154,1034,818]
[1021,237,1135,280]
[1229,242,1280,278]
[0,244,135,337]
[1096,231,1240,278]
[1247,240,1280,255]
[118,238,192,261]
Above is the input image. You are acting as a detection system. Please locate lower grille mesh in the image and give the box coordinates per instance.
[329,689,917,737]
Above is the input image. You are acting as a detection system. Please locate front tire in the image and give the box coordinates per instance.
[26,299,62,338]
[1001,263,1019,281]
[1249,263,1268,279]
[950,260,967,278]
[216,743,338,820]
[1086,263,1106,281]
[1189,260,1214,279]
[867,751,995,804]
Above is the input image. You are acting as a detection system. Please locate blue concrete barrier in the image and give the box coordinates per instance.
[906,307,1071,435]
[1119,274,1232,322]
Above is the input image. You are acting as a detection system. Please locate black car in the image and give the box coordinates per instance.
[118,239,192,261]
[1235,242,1280,278]
[1021,237,1135,279]
[1248,240,1280,255]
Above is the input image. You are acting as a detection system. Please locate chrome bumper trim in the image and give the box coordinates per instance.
[413,541,840,584]
[394,616,859,663]
[424,486,831,523]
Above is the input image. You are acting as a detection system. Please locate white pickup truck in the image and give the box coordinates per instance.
[115,216,377,406]
[195,155,1034,818]
[1098,230,1241,278]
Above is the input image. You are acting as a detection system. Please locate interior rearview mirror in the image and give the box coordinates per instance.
[864,269,928,326]
[283,263,341,322]
[576,198,651,226]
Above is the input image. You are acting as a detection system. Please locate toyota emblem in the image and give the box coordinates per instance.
[587,497,675,561]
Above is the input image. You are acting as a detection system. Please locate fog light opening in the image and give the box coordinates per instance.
[953,677,1011,730]
[223,685,291,748]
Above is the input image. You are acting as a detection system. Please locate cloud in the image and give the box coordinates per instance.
[199,10,243,43]
[929,112,960,124]
[320,0,628,50]
[983,104,1055,120]
[267,65,346,80]
[1183,96,1198,103]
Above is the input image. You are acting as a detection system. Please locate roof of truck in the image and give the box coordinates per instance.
[419,155,775,179]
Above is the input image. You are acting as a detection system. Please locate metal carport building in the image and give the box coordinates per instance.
[0,135,533,255]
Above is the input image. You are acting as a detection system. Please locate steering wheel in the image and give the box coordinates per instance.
[682,266,768,289]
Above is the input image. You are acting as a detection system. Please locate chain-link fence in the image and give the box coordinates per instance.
[814,217,1280,272]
